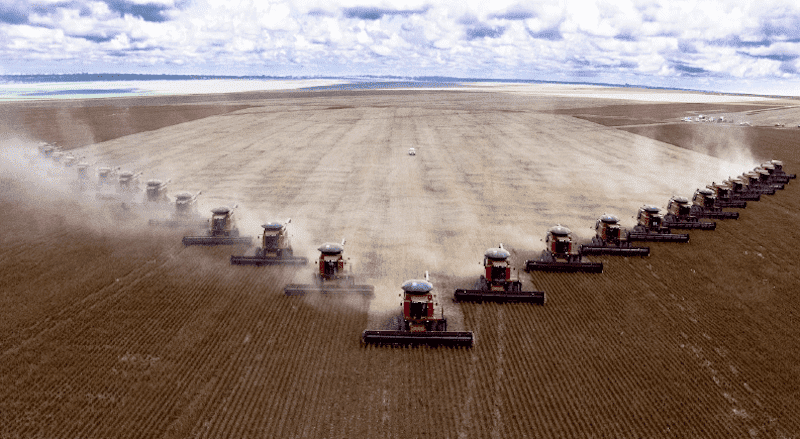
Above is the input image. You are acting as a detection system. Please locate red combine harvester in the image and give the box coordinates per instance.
[662,196,716,230]
[626,205,689,243]
[768,160,795,180]
[454,244,546,304]
[362,273,474,347]
[690,188,739,219]
[231,219,308,265]
[182,206,253,246]
[525,225,603,273]
[580,214,650,256]
[284,240,373,295]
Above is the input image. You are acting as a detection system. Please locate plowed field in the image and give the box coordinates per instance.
[2,86,799,438]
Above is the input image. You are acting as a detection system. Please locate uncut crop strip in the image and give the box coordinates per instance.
[190,295,369,438]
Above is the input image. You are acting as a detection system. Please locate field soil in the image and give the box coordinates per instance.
[2,87,800,438]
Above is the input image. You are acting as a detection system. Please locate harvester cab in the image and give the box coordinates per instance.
[664,196,715,230]
[210,206,238,236]
[284,239,373,295]
[580,214,650,256]
[627,206,689,242]
[362,273,474,347]
[402,276,443,332]
[230,219,309,265]
[454,244,546,303]
[317,241,347,280]
[547,225,577,260]
[525,226,603,273]
[483,246,516,290]
[181,206,253,246]
[145,179,171,203]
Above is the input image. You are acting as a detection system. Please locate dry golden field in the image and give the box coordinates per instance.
[1,85,799,438]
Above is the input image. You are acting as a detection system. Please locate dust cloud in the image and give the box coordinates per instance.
[3,91,772,332]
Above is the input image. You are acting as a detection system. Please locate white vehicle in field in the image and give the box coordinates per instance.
[408,147,416,156]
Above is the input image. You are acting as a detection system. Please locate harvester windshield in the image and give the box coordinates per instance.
[261,223,284,249]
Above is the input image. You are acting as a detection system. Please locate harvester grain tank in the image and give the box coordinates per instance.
[579,214,650,256]
[626,206,689,243]
[525,225,603,273]
[148,191,208,228]
[231,219,308,265]
[284,240,373,295]
[454,244,546,303]
[663,196,716,230]
[690,189,739,219]
[706,182,747,208]
[362,273,474,347]
[182,206,253,246]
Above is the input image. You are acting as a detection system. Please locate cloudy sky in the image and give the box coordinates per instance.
[2,0,799,94]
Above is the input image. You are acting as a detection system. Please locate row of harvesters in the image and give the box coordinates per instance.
[34,142,198,213]
[520,159,793,275]
[175,206,468,346]
[445,159,793,309]
[174,159,791,348]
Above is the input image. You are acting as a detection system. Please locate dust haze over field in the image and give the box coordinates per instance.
[3,84,800,438]
[1,89,763,317]
[55,91,760,313]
